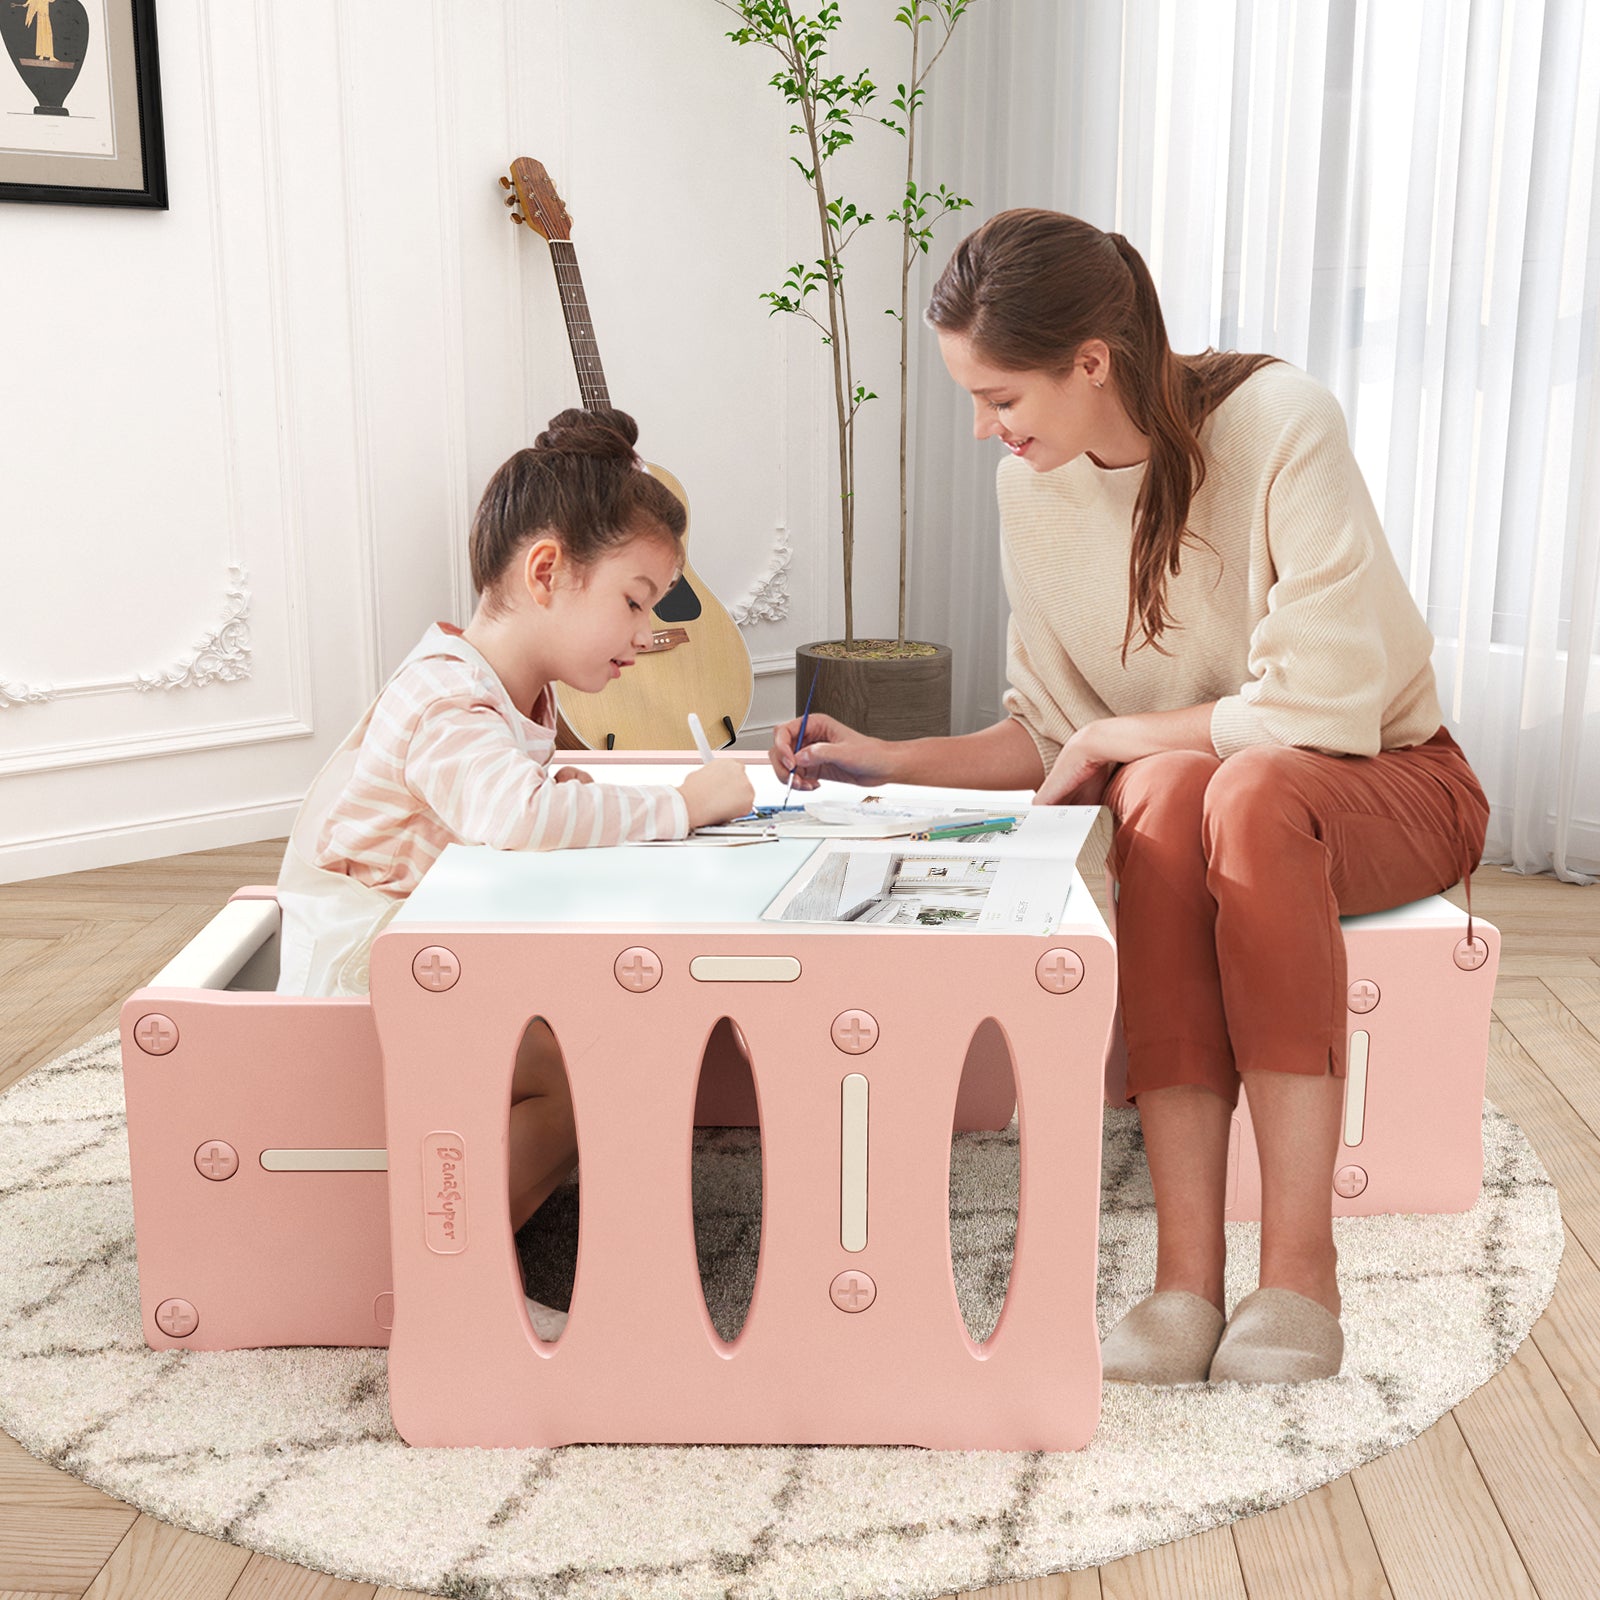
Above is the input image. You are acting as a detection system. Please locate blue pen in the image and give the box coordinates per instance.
[784,667,820,809]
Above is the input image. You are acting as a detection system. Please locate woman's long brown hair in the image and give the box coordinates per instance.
[926,209,1277,660]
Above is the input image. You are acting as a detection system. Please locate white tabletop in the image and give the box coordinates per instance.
[397,840,823,926]
[393,765,1102,932]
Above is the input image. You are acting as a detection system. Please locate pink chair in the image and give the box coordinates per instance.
[1102,889,1500,1218]
[372,889,1116,1451]
[120,889,394,1351]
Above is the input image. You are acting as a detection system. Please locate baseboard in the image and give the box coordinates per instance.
[0,799,301,885]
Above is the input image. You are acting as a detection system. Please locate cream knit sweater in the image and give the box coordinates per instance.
[998,360,1443,771]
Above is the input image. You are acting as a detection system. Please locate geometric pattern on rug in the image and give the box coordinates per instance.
[0,1031,1563,1600]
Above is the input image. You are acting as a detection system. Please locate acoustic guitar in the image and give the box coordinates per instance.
[503,156,754,752]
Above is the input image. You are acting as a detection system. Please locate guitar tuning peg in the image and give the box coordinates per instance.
[510,211,525,227]
[499,174,512,189]
[504,193,516,206]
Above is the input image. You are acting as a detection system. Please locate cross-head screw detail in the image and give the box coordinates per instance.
[614,947,662,992]
[134,1014,179,1055]
[1035,949,1084,993]
[830,1270,877,1312]
[830,1010,878,1054]
[412,946,461,991]
[1347,980,1380,1014]
[154,1298,199,1338]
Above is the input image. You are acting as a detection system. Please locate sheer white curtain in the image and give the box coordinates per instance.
[910,0,1600,881]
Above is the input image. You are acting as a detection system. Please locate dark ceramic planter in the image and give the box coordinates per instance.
[795,641,953,741]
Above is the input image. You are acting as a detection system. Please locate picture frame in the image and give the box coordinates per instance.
[0,0,166,208]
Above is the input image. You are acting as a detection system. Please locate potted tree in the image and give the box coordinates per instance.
[719,0,974,739]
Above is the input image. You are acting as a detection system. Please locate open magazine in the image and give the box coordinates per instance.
[759,803,1098,937]
[691,794,1034,840]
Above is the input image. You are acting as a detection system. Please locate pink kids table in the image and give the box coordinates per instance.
[371,826,1117,1452]
[114,757,1086,1374]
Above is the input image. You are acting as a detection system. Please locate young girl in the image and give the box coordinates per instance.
[277,407,754,1337]
[770,210,1488,1386]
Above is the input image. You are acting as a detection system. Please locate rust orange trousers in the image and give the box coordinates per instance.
[1104,727,1490,1105]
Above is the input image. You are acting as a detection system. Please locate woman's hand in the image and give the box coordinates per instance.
[1035,724,1117,807]
[1034,706,1219,805]
[768,712,895,789]
[552,766,595,785]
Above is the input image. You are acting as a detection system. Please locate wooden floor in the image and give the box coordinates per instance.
[2,839,1598,1600]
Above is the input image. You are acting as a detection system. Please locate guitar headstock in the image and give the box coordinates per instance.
[502,157,573,242]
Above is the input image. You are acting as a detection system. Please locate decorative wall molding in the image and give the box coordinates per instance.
[0,679,54,710]
[731,526,793,626]
[750,650,800,675]
[333,0,386,701]
[430,0,471,628]
[0,565,254,710]
[136,565,254,692]
[248,0,316,731]
[0,711,313,781]
[5,0,312,783]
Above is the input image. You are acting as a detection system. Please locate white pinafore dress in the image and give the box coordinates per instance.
[275,629,505,998]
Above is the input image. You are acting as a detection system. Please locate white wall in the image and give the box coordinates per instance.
[1,0,918,882]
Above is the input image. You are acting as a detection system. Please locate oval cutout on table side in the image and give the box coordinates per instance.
[508,1015,578,1347]
[690,1017,764,1346]
[948,1017,1021,1347]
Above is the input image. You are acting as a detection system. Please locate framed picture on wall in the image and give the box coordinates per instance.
[0,0,166,208]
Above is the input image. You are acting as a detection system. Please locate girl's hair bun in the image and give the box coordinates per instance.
[535,406,640,463]
[469,403,684,604]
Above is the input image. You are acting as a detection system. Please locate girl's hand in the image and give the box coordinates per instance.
[552,766,595,784]
[768,713,893,789]
[678,758,756,829]
[1035,726,1116,807]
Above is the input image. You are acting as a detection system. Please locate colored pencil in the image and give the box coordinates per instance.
[908,817,1020,841]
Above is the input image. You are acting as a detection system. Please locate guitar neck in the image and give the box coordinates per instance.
[547,240,611,410]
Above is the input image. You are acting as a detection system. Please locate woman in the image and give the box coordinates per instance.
[768,209,1488,1385]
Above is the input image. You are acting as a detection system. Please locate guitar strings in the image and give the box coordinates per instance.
[549,241,607,405]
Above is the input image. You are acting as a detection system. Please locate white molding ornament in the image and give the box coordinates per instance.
[0,565,254,709]
[730,526,792,626]
[136,565,254,692]
[0,678,54,709]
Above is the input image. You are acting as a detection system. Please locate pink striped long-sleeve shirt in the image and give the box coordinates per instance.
[313,625,689,896]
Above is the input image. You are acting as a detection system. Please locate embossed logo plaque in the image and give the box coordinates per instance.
[423,1133,468,1254]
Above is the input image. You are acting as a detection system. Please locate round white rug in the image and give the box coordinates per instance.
[0,1032,1563,1600]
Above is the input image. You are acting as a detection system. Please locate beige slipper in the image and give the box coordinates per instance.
[1101,1291,1226,1386]
[1208,1287,1343,1384]
[523,1295,569,1343]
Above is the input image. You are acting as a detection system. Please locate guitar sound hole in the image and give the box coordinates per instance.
[653,573,703,624]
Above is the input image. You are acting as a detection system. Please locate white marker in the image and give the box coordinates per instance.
[687,712,715,764]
